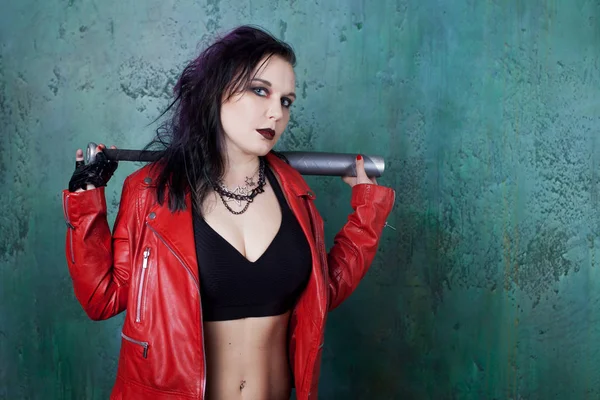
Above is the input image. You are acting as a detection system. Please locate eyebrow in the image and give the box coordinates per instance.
[251,78,296,99]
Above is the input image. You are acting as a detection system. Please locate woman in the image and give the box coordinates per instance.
[63,25,395,400]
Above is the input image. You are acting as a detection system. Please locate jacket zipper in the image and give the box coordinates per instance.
[146,223,206,399]
[121,332,149,358]
[63,195,75,264]
[304,194,329,398]
[135,248,151,323]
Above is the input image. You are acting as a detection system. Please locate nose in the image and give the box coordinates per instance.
[266,99,283,121]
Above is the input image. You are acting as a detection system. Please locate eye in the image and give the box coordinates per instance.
[281,97,293,109]
[252,87,268,96]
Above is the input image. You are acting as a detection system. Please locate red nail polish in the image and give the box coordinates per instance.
[357,154,362,161]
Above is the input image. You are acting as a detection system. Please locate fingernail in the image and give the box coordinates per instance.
[357,155,362,161]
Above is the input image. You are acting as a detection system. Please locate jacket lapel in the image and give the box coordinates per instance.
[145,192,200,287]
[266,153,329,314]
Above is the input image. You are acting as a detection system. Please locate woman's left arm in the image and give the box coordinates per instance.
[327,156,396,311]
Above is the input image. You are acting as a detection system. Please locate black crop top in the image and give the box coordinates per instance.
[193,163,312,321]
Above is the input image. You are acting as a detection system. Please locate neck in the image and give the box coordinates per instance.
[222,149,262,187]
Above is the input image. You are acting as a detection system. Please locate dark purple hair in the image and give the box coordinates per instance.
[146,25,296,213]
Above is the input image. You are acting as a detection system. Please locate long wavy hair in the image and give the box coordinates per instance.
[145,25,296,213]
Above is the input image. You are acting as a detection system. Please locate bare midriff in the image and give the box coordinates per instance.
[203,311,293,400]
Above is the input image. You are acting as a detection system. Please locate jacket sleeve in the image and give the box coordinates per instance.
[326,183,395,311]
[62,178,135,321]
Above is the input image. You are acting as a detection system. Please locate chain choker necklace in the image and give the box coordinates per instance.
[213,157,267,215]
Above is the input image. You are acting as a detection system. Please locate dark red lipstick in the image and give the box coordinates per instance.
[257,128,275,140]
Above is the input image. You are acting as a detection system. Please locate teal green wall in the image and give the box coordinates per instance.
[1,1,599,399]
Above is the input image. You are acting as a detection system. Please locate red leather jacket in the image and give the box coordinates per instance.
[62,152,395,399]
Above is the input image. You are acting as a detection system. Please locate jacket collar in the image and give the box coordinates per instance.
[265,152,314,199]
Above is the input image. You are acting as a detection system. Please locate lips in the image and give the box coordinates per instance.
[256,128,275,140]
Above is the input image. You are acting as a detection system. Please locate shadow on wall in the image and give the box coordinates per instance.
[323,208,459,399]
[318,152,461,399]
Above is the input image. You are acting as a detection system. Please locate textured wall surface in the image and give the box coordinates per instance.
[1,0,599,399]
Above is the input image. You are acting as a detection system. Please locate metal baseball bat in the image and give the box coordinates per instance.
[85,142,385,177]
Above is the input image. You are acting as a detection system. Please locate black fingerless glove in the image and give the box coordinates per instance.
[68,151,118,192]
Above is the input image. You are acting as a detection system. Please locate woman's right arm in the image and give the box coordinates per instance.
[62,146,132,321]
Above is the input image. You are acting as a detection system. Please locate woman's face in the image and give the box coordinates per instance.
[220,55,296,158]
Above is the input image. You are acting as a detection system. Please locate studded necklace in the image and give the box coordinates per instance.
[213,157,267,215]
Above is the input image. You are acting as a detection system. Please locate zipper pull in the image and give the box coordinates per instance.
[143,248,151,266]
[384,221,396,231]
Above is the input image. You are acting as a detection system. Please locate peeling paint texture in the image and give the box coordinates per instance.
[1,0,600,399]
